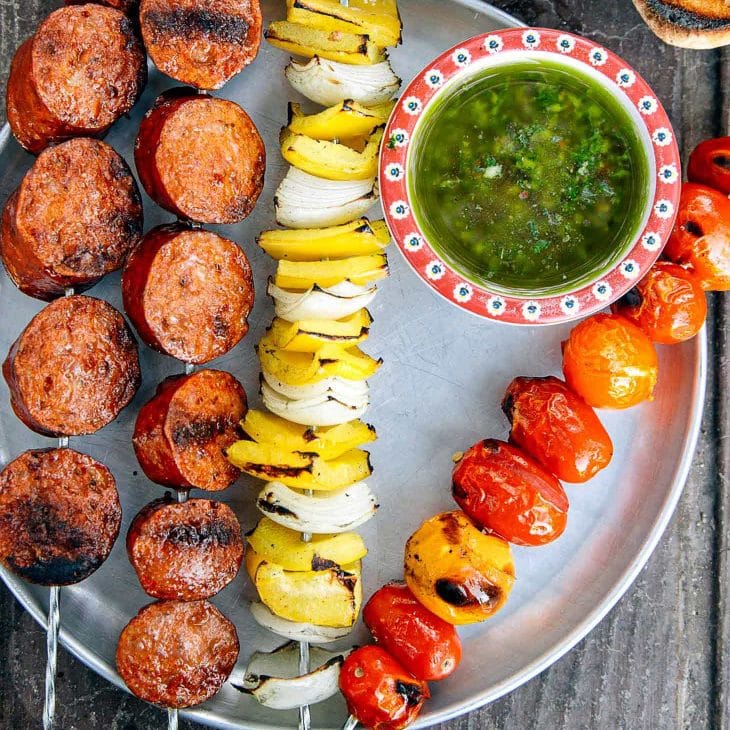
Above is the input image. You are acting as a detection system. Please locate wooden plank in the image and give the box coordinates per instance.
[711,48,730,730]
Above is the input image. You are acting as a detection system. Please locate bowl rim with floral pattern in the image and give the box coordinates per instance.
[379,27,681,325]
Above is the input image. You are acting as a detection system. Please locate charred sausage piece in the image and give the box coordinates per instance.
[6,5,147,154]
[135,91,265,224]
[140,0,262,90]
[116,599,239,708]
[65,0,138,13]
[127,496,243,600]
[2,296,141,437]
[122,224,254,364]
[0,449,121,585]
[1,138,143,300]
[133,370,246,491]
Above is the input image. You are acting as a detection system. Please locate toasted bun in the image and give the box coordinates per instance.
[632,0,730,48]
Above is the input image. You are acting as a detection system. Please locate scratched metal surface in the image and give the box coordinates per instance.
[0,1,726,729]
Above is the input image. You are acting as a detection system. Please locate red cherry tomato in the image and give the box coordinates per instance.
[664,183,730,291]
[363,582,462,682]
[452,439,568,546]
[502,376,613,483]
[562,313,658,409]
[688,137,730,195]
[611,261,707,344]
[339,645,430,730]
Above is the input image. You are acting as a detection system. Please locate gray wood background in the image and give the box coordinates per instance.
[0,1,727,728]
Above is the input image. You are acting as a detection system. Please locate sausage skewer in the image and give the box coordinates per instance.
[167,360,194,730]
[44,287,73,730]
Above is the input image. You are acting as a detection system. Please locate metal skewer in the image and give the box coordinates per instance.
[167,360,194,730]
[298,489,314,730]
[43,288,74,730]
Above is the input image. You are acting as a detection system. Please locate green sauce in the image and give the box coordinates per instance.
[408,60,649,294]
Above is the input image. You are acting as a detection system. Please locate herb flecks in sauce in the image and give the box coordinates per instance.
[409,61,649,293]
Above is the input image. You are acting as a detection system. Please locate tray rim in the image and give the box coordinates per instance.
[0,0,709,727]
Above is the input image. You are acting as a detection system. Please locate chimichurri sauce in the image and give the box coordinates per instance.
[409,61,649,293]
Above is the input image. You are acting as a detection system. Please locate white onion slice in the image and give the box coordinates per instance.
[250,602,353,644]
[275,168,379,228]
[257,481,378,534]
[285,56,401,107]
[262,381,369,426]
[234,641,350,709]
[268,280,378,322]
[262,369,369,405]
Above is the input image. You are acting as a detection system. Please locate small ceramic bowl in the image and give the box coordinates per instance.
[380,28,681,325]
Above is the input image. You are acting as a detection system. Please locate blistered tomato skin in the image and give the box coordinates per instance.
[339,646,429,730]
[452,439,569,545]
[688,137,730,195]
[404,511,515,625]
[502,376,613,483]
[363,582,462,682]
[611,262,707,344]
[664,183,730,291]
[562,313,659,409]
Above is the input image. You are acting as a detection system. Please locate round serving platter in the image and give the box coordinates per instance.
[0,1,706,729]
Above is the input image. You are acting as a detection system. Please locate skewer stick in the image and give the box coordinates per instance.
[43,586,60,730]
[168,361,193,730]
[43,287,75,730]
[298,488,314,730]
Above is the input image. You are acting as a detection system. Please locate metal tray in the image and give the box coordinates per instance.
[0,1,706,728]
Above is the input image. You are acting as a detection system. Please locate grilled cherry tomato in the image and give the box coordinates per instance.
[611,262,707,344]
[664,183,730,291]
[363,582,462,682]
[688,137,730,195]
[562,313,658,409]
[340,645,429,730]
[452,439,568,545]
[502,376,612,483]
[404,511,514,625]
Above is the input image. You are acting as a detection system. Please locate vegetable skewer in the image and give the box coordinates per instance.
[287,85,350,730]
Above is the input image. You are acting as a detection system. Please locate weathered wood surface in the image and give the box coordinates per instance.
[0,1,727,728]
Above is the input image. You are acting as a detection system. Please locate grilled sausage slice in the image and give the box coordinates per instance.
[1,138,143,300]
[116,599,239,708]
[0,449,121,585]
[122,224,254,364]
[6,5,147,154]
[65,0,138,12]
[140,0,262,90]
[127,496,243,600]
[135,91,265,224]
[133,370,246,491]
[2,296,141,437]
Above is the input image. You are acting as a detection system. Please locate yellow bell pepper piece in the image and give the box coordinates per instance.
[258,338,382,384]
[286,0,402,47]
[280,126,384,181]
[247,518,368,571]
[288,100,395,142]
[241,410,377,459]
[268,310,372,352]
[258,218,390,261]
[247,549,363,627]
[232,444,372,491]
[265,20,385,65]
[273,254,388,290]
